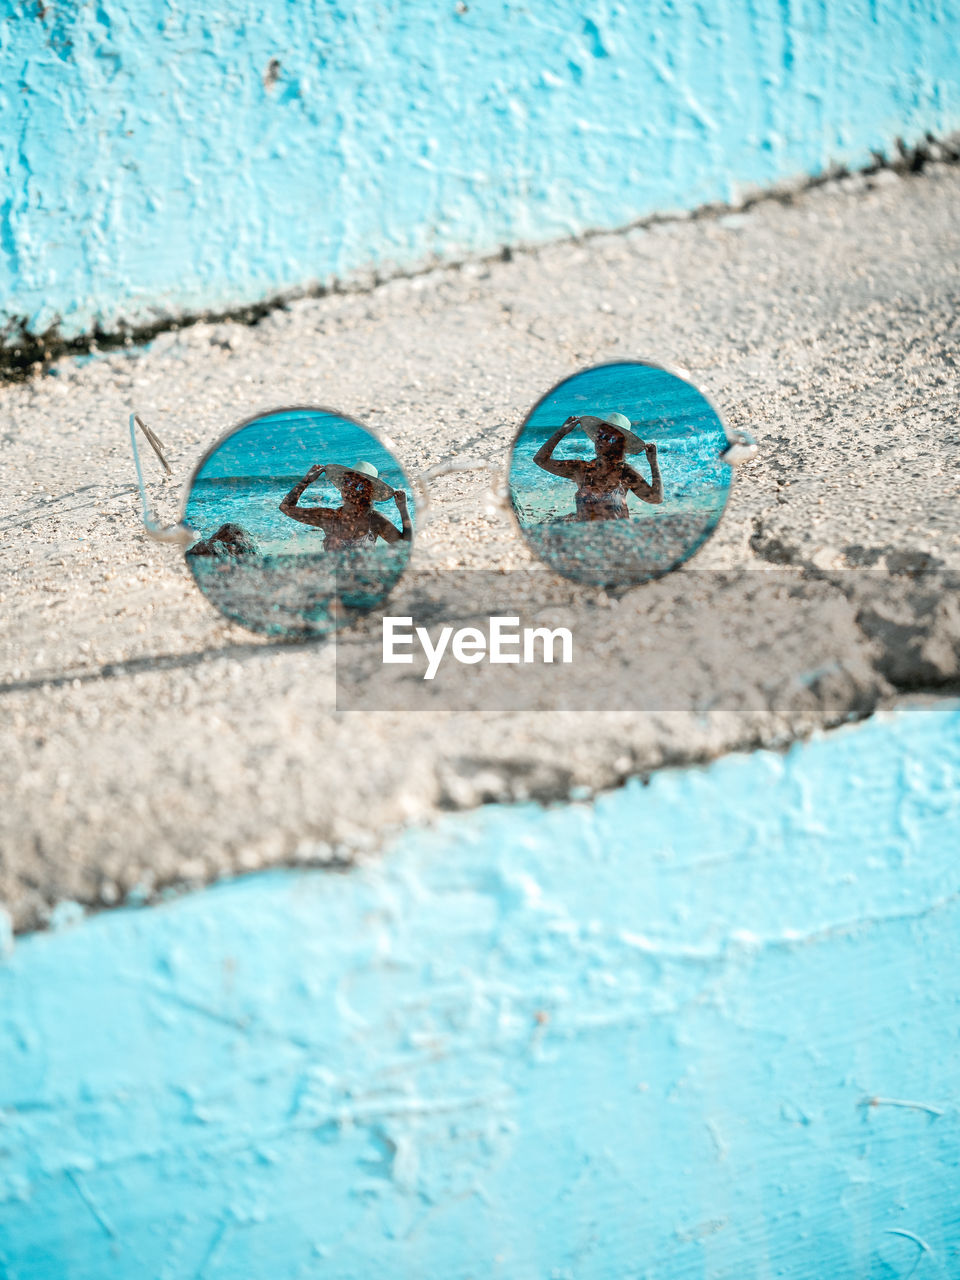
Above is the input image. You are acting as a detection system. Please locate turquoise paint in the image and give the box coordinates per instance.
[2,704,960,1277]
[2,1,959,343]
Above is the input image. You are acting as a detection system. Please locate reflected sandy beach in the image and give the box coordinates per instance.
[188,544,411,636]
[518,508,725,585]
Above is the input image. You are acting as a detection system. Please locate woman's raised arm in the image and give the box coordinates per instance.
[373,490,413,544]
[279,465,337,527]
[533,417,587,480]
[623,442,663,504]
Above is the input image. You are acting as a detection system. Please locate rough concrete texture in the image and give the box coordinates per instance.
[1,165,959,933]
[6,0,960,359]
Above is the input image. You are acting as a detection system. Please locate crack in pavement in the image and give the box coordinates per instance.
[1,163,958,933]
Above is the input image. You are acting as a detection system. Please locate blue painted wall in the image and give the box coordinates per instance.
[2,704,959,1278]
[2,0,959,344]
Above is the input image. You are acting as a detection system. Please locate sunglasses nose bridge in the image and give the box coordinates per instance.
[415,456,508,527]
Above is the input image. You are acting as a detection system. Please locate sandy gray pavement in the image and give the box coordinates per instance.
[1,164,959,932]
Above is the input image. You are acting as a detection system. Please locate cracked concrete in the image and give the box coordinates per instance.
[1,163,958,933]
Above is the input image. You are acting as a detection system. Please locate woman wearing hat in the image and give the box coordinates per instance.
[279,460,411,550]
[533,411,662,520]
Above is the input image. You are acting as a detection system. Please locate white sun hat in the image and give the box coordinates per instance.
[577,411,648,455]
[319,460,397,502]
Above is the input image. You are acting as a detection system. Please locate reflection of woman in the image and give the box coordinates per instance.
[533,411,662,520]
[279,460,411,550]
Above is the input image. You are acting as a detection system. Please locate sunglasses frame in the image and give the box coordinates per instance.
[501,357,756,584]
[129,368,757,629]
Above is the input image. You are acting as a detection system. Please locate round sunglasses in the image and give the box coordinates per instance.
[129,360,757,637]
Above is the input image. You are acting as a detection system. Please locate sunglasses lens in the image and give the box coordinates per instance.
[508,362,732,587]
[182,409,414,636]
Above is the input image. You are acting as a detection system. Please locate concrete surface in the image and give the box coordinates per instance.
[1,164,959,933]
[3,703,959,1279]
[5,0,960,362]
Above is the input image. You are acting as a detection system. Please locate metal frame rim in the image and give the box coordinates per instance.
[502,356,743,587]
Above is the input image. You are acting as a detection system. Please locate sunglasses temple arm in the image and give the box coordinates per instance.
[128,413,196,545]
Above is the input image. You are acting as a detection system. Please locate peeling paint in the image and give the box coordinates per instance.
[1,1,959,355]
[1,705,959,1276]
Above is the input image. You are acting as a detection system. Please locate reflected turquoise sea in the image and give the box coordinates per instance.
[510,363,731,585]
[182,410,414,635]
